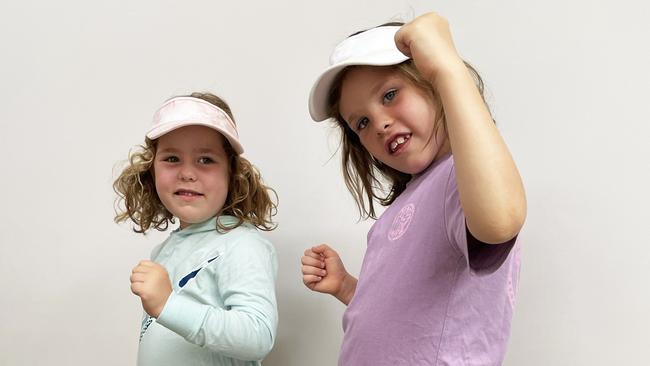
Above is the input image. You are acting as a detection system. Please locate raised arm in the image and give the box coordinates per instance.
[395,12,527,244]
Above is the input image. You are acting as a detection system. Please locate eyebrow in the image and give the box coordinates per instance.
[370,77,390,97]
[344,77,394,124]
[195,148,219,154]
[157,147,179,154]
[156,147,220,154]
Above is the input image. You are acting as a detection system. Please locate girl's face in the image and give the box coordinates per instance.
[338,66,448,175]
[153,125,230,229]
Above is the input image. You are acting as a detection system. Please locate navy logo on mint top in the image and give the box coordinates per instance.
[179,254,220,288]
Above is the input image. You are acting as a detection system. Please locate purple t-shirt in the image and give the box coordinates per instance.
[339,153,521,366]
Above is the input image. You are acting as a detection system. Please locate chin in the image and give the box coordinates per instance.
[175,210,213,224]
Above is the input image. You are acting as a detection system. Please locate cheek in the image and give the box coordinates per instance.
[220,169,230,193]
[359,135,383,156]
[206,167,230,191]
[153,166,175,189]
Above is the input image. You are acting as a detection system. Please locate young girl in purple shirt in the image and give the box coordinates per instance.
[301,12,526,365]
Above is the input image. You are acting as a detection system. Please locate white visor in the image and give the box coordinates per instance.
[308,25,409,122]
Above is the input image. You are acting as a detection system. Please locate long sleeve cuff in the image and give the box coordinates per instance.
[156,291,211,338]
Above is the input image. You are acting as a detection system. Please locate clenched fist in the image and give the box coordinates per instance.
[130,260,172,318]
[301,244,357,305]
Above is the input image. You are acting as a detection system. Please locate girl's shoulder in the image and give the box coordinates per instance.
[215,222,276,256]
[426,152,455,176]
[408,152,456,192]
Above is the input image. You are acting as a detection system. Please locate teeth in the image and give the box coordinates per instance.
[390,135,409,152]
[178,191,198,196]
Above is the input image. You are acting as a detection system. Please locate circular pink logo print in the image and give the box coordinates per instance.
[388,203,415,241]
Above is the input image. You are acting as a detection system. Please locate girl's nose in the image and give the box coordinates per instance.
[375,118,392,136]
[179,166,197,182]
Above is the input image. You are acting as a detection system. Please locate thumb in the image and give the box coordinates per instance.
[394,28,412,58]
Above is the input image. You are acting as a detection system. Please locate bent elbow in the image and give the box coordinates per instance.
[483,226,520,244]
[231,322,276,361]
[248,331,275,361]
[471,206,526,244]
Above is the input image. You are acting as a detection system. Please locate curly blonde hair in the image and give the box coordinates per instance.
[326,23,491,220]
[114,92,278,233]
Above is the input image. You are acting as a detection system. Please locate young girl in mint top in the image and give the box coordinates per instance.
[301,13,526,365]
[114,92,278,366]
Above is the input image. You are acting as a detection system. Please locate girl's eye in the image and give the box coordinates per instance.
[162,156,179,163]
[356,117,369,131]
[383,89,397,103]
[198,157,215,164]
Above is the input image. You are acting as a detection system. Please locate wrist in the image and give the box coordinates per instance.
[150,289,172,318]
[429,59,467,91]
[335,274,358,305]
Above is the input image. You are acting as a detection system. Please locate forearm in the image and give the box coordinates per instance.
[157,292,276,361]
[436,64,527,243]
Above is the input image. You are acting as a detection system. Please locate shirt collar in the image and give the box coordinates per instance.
[173,215,240,236]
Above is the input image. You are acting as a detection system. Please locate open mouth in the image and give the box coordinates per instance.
[388,133,411,154]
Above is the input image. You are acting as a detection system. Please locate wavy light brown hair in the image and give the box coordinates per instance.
[114,92,278,233]
[326,22,490,219]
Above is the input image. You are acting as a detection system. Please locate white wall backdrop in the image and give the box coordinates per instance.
[1,1,649,365]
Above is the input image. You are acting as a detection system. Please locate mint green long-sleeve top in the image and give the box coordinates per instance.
[137,215,278,366]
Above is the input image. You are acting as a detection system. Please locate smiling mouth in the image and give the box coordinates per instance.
[389,134,411,154]
[175,189,203,197]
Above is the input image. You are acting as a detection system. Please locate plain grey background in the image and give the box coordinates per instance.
[1,0,649,365]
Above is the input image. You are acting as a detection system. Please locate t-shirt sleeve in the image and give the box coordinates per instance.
[444,165,516,275]
[156,232,278,361]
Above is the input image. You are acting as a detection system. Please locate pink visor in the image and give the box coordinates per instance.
[146,96,244,154]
